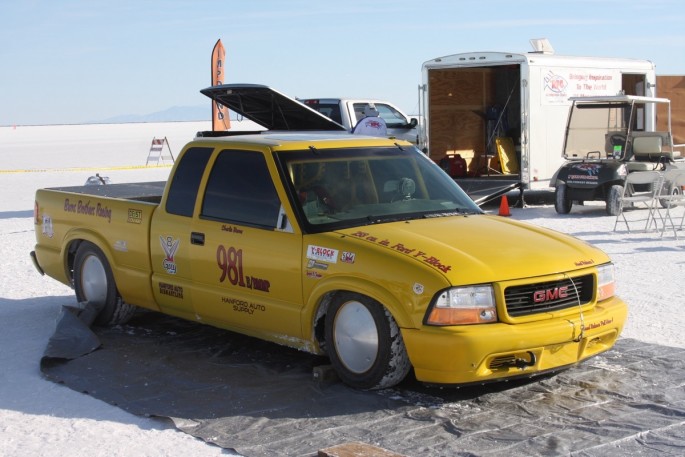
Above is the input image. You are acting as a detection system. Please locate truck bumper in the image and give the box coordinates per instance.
[401,296,628,385]
[30,250,45,276]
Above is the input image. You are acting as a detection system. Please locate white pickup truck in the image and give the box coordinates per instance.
[299,97,421,145]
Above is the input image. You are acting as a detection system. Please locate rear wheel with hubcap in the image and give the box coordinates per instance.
[73,241,137,326]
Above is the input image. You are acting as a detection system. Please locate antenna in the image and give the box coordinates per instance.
[529,38,555,54]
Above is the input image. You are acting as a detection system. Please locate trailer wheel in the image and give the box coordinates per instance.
[554,184,572,214]
[73,241,137,326]
[325,293,411,390]
[606,184,623,216]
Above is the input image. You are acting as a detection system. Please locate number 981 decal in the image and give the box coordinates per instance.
[216,245,271,292]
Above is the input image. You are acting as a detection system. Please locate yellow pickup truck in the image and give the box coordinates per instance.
[31,85,627,390]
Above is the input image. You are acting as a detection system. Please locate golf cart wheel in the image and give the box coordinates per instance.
[554,184,572,214]
[660,183,681,208]
[606,184,623,216]
[325,292,411,390]
[73,241,137,326]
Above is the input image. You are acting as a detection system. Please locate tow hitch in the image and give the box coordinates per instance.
[489,351,538,370]
[515,351,537,369]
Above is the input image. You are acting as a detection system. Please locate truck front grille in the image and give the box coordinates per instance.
[504,274,594,317]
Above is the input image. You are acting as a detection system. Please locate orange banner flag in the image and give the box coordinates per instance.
[211,39,230,130]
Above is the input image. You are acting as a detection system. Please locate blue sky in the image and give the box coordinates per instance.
[1,0,684,125]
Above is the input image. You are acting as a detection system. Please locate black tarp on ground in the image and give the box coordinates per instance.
[41,306,685,457]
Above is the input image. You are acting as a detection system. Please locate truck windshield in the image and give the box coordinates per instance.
[277,146,482,231]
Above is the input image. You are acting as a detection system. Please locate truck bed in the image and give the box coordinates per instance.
[47,181,166,204]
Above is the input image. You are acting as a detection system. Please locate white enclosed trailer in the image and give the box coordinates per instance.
[419,44,656,202]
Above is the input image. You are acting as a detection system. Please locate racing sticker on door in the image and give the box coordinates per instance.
[216,245,271,292]
[160,235,180,274]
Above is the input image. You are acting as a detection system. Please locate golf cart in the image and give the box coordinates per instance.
[551,95,685,215]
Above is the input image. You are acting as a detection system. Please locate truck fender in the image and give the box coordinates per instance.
[550,167,563,187]
[304,276,415,350]
[62,228,116,284]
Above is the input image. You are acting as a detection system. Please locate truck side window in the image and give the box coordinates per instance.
[165,147,213,217]
[353,103,406,128]
[201,149,281,228]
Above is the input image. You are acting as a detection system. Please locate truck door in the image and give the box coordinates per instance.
[150,146,214,319]
[189,148,304,338]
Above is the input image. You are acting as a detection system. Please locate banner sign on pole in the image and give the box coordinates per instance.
[211,39,230,131]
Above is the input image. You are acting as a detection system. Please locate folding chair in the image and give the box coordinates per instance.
[613,170,663,232]
[658,169,685,238]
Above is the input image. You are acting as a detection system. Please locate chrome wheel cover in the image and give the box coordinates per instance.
[80,254,108,304]
[333,300,378,373]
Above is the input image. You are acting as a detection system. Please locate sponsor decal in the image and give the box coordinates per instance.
[413,283,425,295]
[306,270,323,279]
[341,251,356,264]
[585,317,614,330]
[572,163,602,174]
[307,245,338,264]
[41,215,54,238]
[221,296,266,315]
[568,174,599,181]
[160,235,180,274]
[221,224,243,234]
[127,208,143,224]
[565,164,603,184]
[307,259,329,270]
[216,245,270,292]
[159,282,184,299]
[543,68,616,104]
[350,231,452,273]
[567,164,601,184]
[63,198,112,223]
[113,240,128,252]
[544,72,568,94]
[575,259,595,267]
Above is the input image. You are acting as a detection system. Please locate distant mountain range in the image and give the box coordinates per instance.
[95,105,211,123]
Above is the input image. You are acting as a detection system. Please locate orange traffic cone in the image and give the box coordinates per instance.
[498,195,511,217]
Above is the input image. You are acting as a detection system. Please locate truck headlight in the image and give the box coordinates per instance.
[597,263,616,301]
[425,285,497,325]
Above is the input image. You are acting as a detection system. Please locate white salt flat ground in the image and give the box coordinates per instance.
[1,122,683,456]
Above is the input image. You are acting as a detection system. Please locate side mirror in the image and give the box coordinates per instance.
[408,117,418,128]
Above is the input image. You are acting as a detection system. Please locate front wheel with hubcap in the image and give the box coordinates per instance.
[73,241,137,326]
[325,292,411,390]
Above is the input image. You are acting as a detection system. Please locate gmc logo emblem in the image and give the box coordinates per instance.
[533,286,569,303]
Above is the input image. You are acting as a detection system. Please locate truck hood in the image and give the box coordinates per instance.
[336,215,608,284]
[200,84,347,132]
